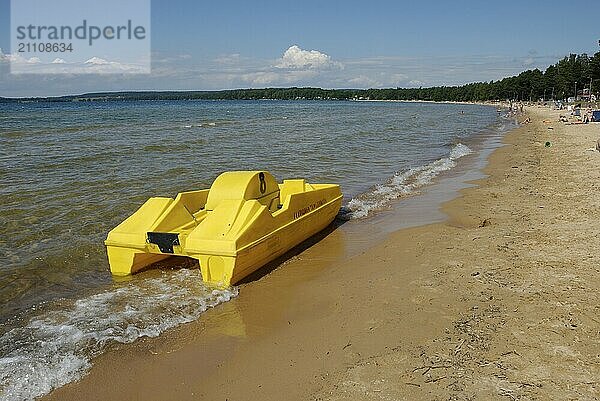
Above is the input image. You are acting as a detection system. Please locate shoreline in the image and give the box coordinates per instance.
[43,106,600,400]
[351,98,507,106]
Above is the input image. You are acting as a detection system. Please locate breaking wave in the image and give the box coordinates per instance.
[342,143,473,219]
[0,269,237,401]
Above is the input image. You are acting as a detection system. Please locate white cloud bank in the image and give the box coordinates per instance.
[0,45,560,97]
[0,48,41,65]
[275,45,342,70]
[0,50,149,74]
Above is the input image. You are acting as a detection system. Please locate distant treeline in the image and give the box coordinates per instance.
[2,51,600,103]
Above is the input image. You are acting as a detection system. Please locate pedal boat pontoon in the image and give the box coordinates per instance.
[105,171,342,286]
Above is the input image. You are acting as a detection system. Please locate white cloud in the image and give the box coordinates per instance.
[217,45,343,86]
[79,57,149,73]
[0,49,42,65]
[0,48,148,75]
[85,57,110,65]
[275,45,342,70]
[2,54,148,74]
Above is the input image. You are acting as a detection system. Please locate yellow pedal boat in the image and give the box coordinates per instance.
[105,171,342,286]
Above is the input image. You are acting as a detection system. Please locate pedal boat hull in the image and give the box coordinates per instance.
[105,171,342,286]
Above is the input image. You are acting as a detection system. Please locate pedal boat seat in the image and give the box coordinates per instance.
[205,171,281,213]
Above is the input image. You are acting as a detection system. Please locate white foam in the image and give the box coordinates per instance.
[0,269,237,401]
[343,143,473,219]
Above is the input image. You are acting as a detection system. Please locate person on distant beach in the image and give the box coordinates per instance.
[596,138,600,152]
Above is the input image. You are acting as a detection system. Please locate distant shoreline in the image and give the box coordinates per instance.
[0,89,508,105]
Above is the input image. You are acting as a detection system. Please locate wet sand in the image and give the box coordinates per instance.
[45,106,600,400]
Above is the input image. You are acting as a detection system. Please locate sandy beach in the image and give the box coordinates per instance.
[44,105,600,400]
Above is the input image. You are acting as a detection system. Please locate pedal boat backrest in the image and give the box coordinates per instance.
[205,171,281,213]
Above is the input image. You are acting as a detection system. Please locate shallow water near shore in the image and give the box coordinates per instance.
[0,100,514,400]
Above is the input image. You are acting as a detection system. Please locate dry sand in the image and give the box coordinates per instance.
[45,106,600,400]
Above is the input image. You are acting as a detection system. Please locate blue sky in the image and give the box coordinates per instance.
[1,0,599,96]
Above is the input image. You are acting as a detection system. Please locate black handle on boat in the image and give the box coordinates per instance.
[147,232,180,253]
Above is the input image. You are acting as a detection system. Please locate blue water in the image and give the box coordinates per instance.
[0,100,511,400]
